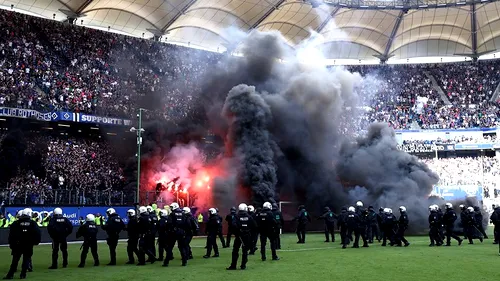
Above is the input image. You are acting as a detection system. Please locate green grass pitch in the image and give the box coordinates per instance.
[0,233,498,281]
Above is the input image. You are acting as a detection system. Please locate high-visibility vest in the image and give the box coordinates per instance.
[42,216,50,227]
[197,213,203,223]
[95,216,102,225]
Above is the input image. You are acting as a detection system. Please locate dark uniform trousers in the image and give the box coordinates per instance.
[259,232,277,259]
[164,232,188,265]
[324,224,335,242]
[7,247,33,276]
[107,235,119,264]
[138,236,156,264]
[52,239,68,265]
[230,234,251,268]
[80,240,99,265]
[127,237,139,262]
[206,233,219,256]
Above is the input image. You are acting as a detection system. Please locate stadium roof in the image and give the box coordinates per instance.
[3,0,500,60]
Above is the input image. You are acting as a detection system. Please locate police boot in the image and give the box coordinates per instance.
[48,265,57,269]
[226,265,237,270]
[2,274,13,280]
[19,274,26,280]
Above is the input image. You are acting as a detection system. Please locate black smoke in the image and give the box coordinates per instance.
[195,30,442,230]
[222,84,277,205]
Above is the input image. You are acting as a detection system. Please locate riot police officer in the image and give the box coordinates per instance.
[47,207,73,269]
[225,207,237,248]
[442,203,462,246]
[3,209,41,280]
[183,207,198,260]
[257,202,279,261]
[271,203,284,249]
[338,207,349,248]
[294,205,311,244]
[381,208,397,246]
[163,202,189,267]
[428,205,443,246]
[490,204,500,244]
[125,209,139,264]
[147,206,159,260]
[247,205,259,254]
[319,207,336,243]
[395,206,410,247]
[137,206,156,265]
[76,214,100,268]
[227,203,257,270]
[204,208,221,258]
[102,208,125,266]
[158,209,169,262]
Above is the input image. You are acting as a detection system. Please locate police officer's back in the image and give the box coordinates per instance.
[257,202,279,261]
[4,209,41,280]
[76,214,99,267]
[227,203,257,270]
[102,208,125,265]
[47,208,73,269]
[125,209,139,264]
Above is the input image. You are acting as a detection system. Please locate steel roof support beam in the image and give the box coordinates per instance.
[75,0,94,14]
[250,0,286,29]
[162,0,198,32]
[471,3,478,61]
[378,9,404,63]
[316,6,340,33]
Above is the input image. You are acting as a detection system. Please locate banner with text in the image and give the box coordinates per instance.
[454,143,493,150]
[4,206,134,226]
[397,143,454,153]
[432,185,483,201]
[0,107,130,126]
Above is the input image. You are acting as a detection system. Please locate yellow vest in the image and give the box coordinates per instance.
[197,213,203,223]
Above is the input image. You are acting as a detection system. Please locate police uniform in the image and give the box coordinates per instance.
[294,206,311,243]
[4,214,41,279]
[137,212,156,265]
[227,208,257,270]
[102,213,125,265]
[76,219,100,267]
[163,208,189,266]
[225,208,237,248]
[125,215,140,264]
[47,214,73,268]
[257,206,279,261]
[204,211,221,258]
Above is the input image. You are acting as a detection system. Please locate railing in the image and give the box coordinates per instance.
[0,189,136,206]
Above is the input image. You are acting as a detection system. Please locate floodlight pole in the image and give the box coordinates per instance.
[132,108,145,204]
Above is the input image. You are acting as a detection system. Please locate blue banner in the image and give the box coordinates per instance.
[432,185,483,201]
[77,113,131,126]
[0,107,130,126]
[4,206,134,226]
[454,143,493,150]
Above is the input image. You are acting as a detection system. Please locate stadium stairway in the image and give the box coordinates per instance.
[423,71,451,105]
[490,81,500,102]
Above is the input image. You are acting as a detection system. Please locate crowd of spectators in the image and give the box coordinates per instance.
[0,132,125,205]
[0,9,499,129]
[423,156,500,200]
[401,134,498,145]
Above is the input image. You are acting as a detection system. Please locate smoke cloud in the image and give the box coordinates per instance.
[194,29,443,230]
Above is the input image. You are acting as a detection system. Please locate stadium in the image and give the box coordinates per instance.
[0,0,499,280]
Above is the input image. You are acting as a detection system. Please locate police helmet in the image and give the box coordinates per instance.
[127,209,136,216]
[160,210,169,217]
[230,207,236,212]
[23,208,33,217]
[86,214,95,222]
[209,208,217,215]
[459,204,465,209]
[356,201,363,207]
[445,203,452,209]
[399,206,406,212]
[146,205,153,212]
[467,207,474,212]
[384,208,390,213]
[54,208,63,215]
[238,203,248,212]
[183,207,191,214]
[387,208,393,214]
[263,202,272,210]
[348,206,355,212]
[170,202,180,210]
[247,205,255,212]
[139,206,148,214]
[106,208,116,215]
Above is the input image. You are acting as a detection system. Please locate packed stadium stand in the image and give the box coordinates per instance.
[0,0,499,207]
